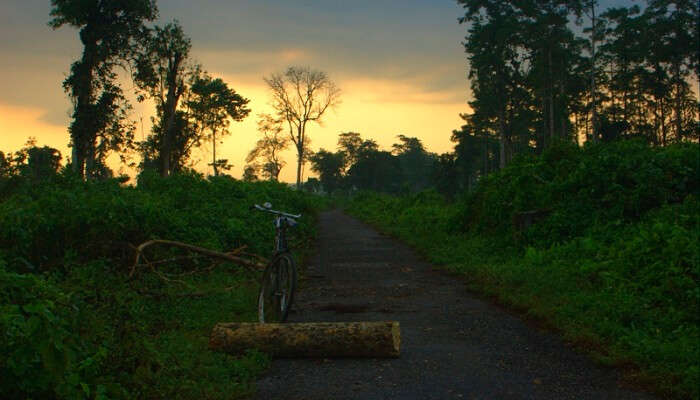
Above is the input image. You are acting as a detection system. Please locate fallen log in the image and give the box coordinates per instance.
[209,321,400,358]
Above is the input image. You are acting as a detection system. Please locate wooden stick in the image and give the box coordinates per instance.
[129,239,267,278]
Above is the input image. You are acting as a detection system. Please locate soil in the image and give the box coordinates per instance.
[254,210,655,400]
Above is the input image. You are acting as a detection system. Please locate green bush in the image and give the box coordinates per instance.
[347,141,699,399]
[0,259,108,399]
[0,172,317,271]
[458,140,699,243]
[0,173,322,399]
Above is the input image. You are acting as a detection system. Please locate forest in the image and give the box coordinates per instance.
[0,0,698,399]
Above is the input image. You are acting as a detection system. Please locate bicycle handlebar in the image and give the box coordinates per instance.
[252,204,301,219]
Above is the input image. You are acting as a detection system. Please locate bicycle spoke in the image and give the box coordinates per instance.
[258,253,297,323]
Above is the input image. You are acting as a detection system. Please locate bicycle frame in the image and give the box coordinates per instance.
[253,203,301,253]
[274,216,290,253]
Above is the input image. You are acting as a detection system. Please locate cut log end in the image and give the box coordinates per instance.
[209,321,400,359]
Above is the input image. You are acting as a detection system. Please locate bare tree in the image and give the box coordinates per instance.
[264,66,341,189]
[245,114,290,181]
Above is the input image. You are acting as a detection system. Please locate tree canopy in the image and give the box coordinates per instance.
[49,0,158,178]
[264,66,341,189]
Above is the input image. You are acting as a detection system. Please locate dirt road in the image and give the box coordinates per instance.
[254,210,654,399]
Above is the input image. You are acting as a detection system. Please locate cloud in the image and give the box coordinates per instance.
[194,46,469,107]
[0,102,69,152]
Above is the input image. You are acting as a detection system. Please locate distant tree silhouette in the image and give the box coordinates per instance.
[24,146,63,180]
[2,138,63,180]
[309,149,345,193]
[392,135,436,192]
[242,165,259,182]
[245,114,290,181]
[49,0,158,179]
[337,132,363,168]
[186,73,250,176]
[0,151,11,178]
[133,20,193,176]
[454,0,698,188]
[347,149,400,193]
[431,152,459,198]
[304,177,322,193]
[264,66,341,189]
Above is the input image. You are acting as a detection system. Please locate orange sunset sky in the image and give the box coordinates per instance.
[0,1,474,182]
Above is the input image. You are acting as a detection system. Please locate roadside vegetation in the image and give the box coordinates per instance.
[347,140,699,399]
[0,170,321,399]
[0,0,697,398]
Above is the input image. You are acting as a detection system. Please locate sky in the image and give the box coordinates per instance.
[0,0,629,181]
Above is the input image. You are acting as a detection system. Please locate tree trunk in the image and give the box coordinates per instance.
[548,47,555,143]
[71,145,80,175]
[498,105,506,170]
[71,33,98,179]
[295,124,304,190]
[295,146,303,189]
[209,321,400,358]
[560,65,567,140]
[589,2,598,143]
[212,129,218,176]
[85,136,95,179]
[161,55,184,177]
[673,62,683,141]
[481,134,488,176]
[660,97,667,146]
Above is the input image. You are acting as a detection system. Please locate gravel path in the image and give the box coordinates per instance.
[254,210,654,400]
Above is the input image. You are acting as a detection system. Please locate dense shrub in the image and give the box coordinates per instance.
[0,171,317,271]
[0,173,322,399]
[347,141,699,399]
[458,140,699,243]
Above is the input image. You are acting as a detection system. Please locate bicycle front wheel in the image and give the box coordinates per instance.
[258,252,297,323]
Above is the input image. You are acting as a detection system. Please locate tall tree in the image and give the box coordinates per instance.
[580,0,603,142]
[521,0,584,145]
[309,149,345,193]
[644,0,698,143]
[392,135,435,192]
[245,114,290,181]
[133,20,192,176]
[264,66,341,189]
[1,138,63,180]
[347,148,401,193]
[49,0,158,178]
[459,0,524,167]
[186,74,250,176]
[431,152,459,198]
[242,165,259,182]
[337,131,363,169]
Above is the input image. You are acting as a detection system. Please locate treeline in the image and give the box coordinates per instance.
[305,132,439,194]
[3,1,341,187]
[447,0,698,193]
[305,1,698,197]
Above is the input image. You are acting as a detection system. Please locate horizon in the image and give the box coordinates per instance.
[0,0,470,182]
[1,0,634,182]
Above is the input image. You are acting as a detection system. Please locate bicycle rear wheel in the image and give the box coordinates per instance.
[258,252,297,323]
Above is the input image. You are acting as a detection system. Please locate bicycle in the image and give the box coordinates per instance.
[252,202,300,323]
